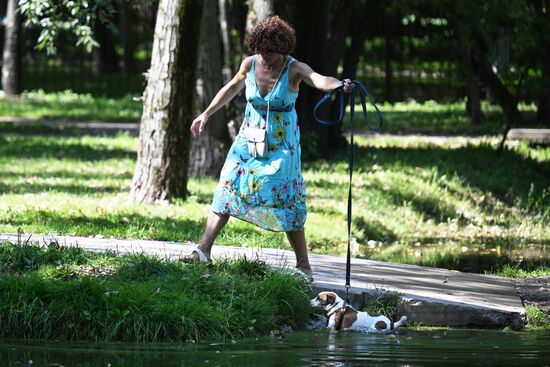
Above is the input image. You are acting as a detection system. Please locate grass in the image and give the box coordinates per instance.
[0,240,311,341]
[0,90,548,274]
[0,90,142,122]
[0,91,544,136]
[525,305,550,329]
[0,130,548,274]
[341,100,541,135]
[492,264,550,278]
[362,288,402,321]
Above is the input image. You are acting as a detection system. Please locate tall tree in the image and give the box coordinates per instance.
[118,0,137,74]
[130,0,203,203]
[2,0,22,96]
[189,0,231,177]
[410,0,531,147]
[280,0,353,157]
[535,0,550,125]
[92,17,120,73]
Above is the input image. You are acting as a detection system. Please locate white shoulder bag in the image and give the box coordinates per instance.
[243,57,288,159]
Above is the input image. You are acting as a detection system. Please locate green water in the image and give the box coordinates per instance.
[1,329,549,367]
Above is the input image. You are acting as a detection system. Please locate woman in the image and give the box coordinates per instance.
[182,16,350,279]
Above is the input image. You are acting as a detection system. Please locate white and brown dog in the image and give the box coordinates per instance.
[311,291,407,332]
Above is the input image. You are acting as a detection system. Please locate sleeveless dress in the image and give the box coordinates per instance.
[211,55,307,232]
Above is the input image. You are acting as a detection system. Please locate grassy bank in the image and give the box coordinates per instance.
[0,241,310,341]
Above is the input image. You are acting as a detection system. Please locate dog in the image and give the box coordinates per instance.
[311,291,407,332]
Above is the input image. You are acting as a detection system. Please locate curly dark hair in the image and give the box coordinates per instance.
[246,16,296,55]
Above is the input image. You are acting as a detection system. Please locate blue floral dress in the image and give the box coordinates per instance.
[211,55,306,232]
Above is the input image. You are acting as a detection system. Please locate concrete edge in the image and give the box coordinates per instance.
[312,282,525,330]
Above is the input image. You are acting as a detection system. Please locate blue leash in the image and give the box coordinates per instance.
[313,80,383,302]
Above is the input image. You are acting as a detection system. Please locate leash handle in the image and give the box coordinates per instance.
[313,81,383,297]
[313,80,383,130]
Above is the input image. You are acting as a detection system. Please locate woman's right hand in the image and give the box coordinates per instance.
[190,113,208,137]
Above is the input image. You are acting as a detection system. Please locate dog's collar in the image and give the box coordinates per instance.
[326,300,345,317]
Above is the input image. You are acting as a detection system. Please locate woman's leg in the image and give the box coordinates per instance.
[182,211,229,260]
[285,229,311,270]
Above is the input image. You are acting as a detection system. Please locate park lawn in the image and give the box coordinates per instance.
[0,90,543,135]
[341,100,540,135]
[0,132,548,274]
[0,241,311,341]
[0,90,142,122]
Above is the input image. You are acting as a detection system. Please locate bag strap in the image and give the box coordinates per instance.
[313,80,383,302]
[265,56,289,128]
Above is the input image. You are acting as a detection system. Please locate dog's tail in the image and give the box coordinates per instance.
[391,316,408,330]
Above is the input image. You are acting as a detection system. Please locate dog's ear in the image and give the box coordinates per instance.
[326,292,336,304]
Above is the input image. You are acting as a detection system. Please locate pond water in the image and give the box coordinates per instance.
[1,329,550,367]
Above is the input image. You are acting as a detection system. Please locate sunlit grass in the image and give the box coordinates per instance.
[0,90,142,122]
[493,265,550,278]
[0,91,542,137]
[525,305,550,329]
[0,132,548,274]
[343,100,540,135]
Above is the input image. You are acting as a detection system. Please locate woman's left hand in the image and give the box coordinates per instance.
[342,79,352,93]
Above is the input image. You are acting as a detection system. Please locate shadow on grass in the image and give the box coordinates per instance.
[1,170,131,180]
[0,182,127,195]
[343,107,540,135]
[0,169,132,195]
[4,210,204,243]
[315,143,550,213]
[354,216,397,243]
[0,136,135,161]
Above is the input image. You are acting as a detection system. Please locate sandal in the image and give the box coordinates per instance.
[295,267,314,283]
[179,247,211,263]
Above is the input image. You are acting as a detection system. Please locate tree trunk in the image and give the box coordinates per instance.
[317,0,354,155]
[219,0,233,82]
[537,37,550,125]
[1,0,21,96]
[130,0,203,204]
[245,0,274,36]
[463,51,484,124]
[292,0,330,139]
[383,5,394,103]
[471,46,521,150]
[449,17,484,124]
[465,72,484,124]
[118,0,137,74]
[93,18,120,73]
[222,0,273,138]
[189,0,230,177]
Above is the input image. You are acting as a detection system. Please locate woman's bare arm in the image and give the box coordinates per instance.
[191,56,253,137]
[291,61,350,93]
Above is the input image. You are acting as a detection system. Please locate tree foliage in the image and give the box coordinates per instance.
[18,0,116,54]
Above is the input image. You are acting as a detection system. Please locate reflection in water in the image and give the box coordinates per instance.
[1,329,550,367]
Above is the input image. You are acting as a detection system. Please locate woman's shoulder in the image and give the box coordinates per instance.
[288,58,311,76]
[240,55,256,71]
